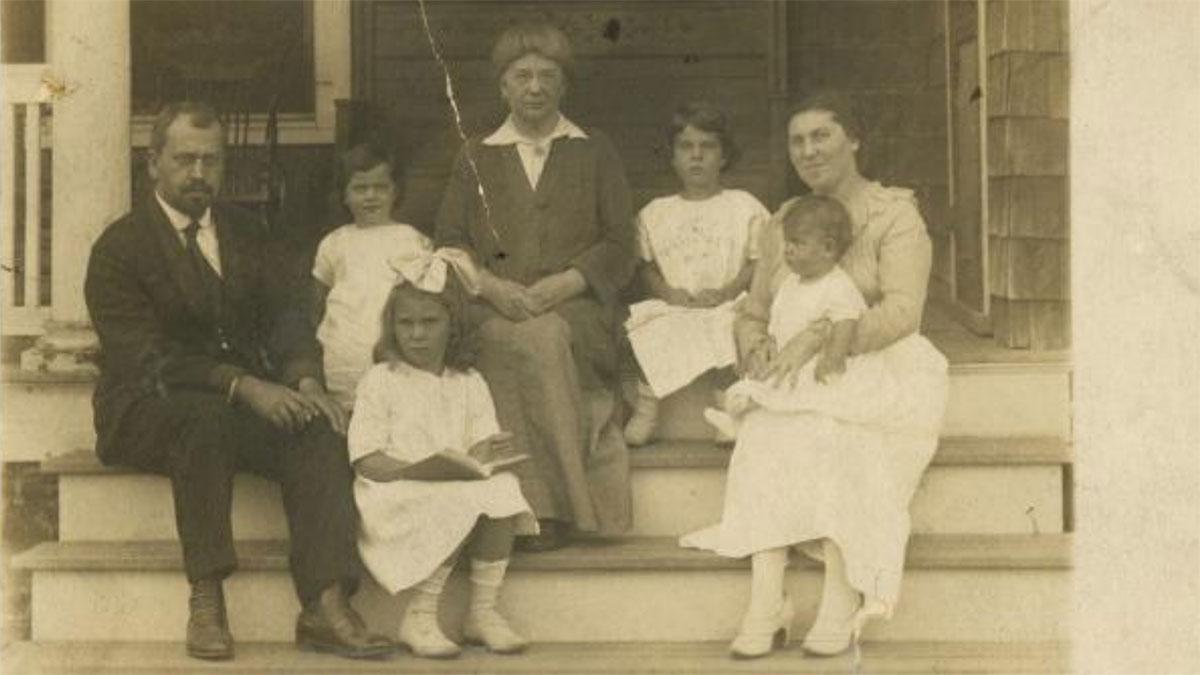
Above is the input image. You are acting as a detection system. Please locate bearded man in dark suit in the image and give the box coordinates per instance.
[84,102,391,661]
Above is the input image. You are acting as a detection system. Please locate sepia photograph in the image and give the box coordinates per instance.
[0,0,1196,672]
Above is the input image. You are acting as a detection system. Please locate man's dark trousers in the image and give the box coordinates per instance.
[112,390,358,606]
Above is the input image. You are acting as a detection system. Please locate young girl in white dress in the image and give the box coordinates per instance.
[313,143,434,412]
[624,102,769,444]
[703,196,899,436]
[348,253,537,659]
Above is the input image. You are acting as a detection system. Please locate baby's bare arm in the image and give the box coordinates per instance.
[815,319,857,383]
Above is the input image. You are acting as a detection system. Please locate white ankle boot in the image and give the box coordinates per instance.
[703,407,739,443]
[801,541,861,657]
[463,607,528,654]
[398,607,461,659]
[398,566,460,659]
[730,594,795,659]
[624,382,659,446]
[462,559,528,654]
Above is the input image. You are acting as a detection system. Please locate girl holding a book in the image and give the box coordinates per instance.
[348,250,537,659]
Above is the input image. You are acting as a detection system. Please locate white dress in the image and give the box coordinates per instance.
[313,223,432,411]
[627,190,769,397]
[723,267,906,426]
[348,362,538,594]
[682,285,947,619]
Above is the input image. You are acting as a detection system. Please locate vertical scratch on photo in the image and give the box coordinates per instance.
[415,0,501,253]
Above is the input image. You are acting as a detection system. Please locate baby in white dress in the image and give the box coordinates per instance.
[624,102,769,444]
[705,195,898,436]
[348,254,536,659]
[312,143,434,412]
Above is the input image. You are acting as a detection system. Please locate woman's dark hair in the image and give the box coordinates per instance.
[372,273,476,372]
[790,91,865,143]
[491,20,574,82]
[781,195,854,259]
[666,101,742,171]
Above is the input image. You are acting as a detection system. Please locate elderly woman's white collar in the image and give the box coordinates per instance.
[482,115,588,146]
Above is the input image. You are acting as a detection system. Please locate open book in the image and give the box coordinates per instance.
[400,449,529,482]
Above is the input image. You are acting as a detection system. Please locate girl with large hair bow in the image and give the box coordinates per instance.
[348,250,537,659]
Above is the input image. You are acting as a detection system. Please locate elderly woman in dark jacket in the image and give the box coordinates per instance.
[435,21,635,550]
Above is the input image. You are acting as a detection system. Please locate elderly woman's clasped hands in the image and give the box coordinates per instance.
[479,267,587,321]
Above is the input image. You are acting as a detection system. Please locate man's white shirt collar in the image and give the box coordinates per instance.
[482,115,588,147]
[156,191,222,276]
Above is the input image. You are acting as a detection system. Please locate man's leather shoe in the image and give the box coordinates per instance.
[295,583,393,659]
[187,579,233,661]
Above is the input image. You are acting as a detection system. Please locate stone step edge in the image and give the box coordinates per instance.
[13,534,1072,573]
[1,342,1073,387]
[0,640,1071,673]
[40,437,1072,477]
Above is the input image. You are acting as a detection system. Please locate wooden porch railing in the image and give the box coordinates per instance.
[1,65,52,336]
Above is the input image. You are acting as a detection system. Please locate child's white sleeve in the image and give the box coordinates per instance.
[827,272,869,323]
[635,209,655,263]
[466,371,502,446]
[312,230,340,287]
[346,367,390,463]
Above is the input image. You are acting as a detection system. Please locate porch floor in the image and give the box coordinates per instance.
[921,303,1069,365]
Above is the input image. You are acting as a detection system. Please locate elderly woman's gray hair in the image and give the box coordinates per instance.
[491,21,574,81]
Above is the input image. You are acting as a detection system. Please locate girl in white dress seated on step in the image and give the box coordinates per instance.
[623,102,769,445]
[348,250,538,659]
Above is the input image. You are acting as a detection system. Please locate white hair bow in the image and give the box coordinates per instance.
[389,246,480,295]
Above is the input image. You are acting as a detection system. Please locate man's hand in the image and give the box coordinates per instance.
[235,375,322,433]
[481,273,533,322]
[297,377,348,435]
[354,452,408,482]
[523,270,586,315]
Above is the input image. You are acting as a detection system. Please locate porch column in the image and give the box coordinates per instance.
[22,0,130,372]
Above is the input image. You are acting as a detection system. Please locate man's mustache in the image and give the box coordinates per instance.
[183,182,214,195]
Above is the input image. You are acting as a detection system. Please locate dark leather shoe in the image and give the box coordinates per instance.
[515,519,567,553]
[187,579,233,661]
[295,583,393,659]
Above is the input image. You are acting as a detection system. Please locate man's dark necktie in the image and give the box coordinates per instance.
[183,221,223,321]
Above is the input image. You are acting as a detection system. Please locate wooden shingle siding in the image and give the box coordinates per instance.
[985,0,1070,349]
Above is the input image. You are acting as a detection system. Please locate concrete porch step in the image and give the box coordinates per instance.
[14,534,1071,643]
[1,640,1071,674]
[657,359,1072,442]
[45,436,1070,540]
[1,346,1072,467]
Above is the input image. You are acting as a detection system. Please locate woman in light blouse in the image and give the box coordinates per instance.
[684,92,949,659]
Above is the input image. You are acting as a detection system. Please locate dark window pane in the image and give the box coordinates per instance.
[131,0,314,116]
[1,0,46,64]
